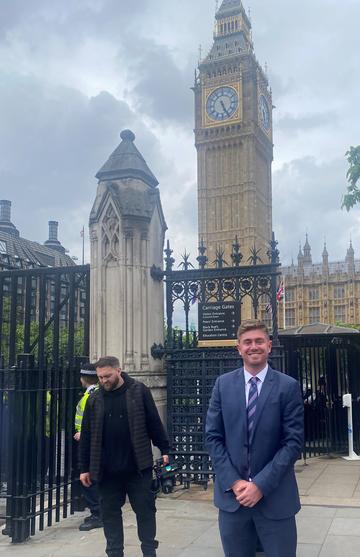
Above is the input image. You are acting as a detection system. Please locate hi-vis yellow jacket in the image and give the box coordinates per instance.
[74,384,98,433]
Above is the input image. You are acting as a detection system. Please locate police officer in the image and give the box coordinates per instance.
[74,363,102,531]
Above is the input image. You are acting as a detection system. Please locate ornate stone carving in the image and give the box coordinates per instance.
[90,229,98,242]
[102,204,120,263]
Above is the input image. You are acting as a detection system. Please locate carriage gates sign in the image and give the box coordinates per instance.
[198,301,240,345]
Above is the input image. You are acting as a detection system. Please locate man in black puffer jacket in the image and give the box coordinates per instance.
[79,356,169,557]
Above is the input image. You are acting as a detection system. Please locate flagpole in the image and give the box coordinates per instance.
[283,274,286,329]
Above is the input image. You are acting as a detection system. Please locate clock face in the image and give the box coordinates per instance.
[259,94,271,131]
[206,86,239,121]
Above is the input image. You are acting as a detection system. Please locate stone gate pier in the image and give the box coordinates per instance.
[89,129,167,420]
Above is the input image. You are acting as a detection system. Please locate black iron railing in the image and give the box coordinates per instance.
[0,355,86,543]
[282,334,360,458]
[164,234,281,349]
[0,265,90,542]
[0,265,90,368]
[163,234,283,486]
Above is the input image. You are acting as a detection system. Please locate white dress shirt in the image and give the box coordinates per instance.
[244,365,268,406]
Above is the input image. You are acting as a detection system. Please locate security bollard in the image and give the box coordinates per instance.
[342,393,360,461]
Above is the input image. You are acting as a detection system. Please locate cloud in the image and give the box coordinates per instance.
[273,156,360,265]
[277,111,338,134]
[0,73,150,250]
[0,0,359,270]
[122,38,194,126]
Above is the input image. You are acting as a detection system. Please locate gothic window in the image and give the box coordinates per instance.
[309,307,320,323]
[334,305,346,323]
[285,308,296,327]
[285,288,295,302]
[334,286,345,299]
[235,20,238,30]
[309,287,319,301]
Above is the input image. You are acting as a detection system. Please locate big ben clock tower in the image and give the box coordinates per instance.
[194,0,273,265]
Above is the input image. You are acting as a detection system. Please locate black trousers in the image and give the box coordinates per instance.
[98,469,158,557]
[81,481,100,517]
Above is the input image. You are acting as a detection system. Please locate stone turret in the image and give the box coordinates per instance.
[297,243,304,268]
[322,242,329,275]
[345,240,355,275]
[89,130,167,379]
[303,234,312,267]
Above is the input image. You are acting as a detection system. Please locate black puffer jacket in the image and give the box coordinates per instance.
[79,373,169,481]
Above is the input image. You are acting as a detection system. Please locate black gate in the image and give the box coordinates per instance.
[163,238,360,485]
[282,333,360,458]
[0,265,90,542]
[166,345,284,487]
[162,236,282,486]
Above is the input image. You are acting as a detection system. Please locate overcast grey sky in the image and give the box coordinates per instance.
[1,0,359,266]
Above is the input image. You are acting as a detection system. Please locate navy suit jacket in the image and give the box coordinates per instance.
[205,366,304,520]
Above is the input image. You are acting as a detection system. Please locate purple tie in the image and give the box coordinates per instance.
[247,377,259,444]
[246,376,259,480]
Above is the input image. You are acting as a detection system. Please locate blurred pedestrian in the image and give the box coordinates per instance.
[74,362,102,531]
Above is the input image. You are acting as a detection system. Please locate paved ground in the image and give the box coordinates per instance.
[1,457,360,557]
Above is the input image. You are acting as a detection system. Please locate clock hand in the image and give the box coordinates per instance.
[220,100,230,117]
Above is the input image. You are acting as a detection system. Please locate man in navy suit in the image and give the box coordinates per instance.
[206,319,304,557]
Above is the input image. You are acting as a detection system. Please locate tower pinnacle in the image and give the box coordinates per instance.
[213,0,252,45]
[217,0,245,18]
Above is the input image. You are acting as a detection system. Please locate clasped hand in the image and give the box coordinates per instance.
[231,479,263,507]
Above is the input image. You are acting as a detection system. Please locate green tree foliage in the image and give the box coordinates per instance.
[336,322,360,332]
[1,295,85,365]
[342,145,360,211]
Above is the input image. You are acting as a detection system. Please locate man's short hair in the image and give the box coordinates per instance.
[95,356,120,369]
[237,319,270,340]
[81,375,99,385]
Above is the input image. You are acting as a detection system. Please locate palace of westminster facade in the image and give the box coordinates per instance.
[276,236,360,328]
[195,0,360,329]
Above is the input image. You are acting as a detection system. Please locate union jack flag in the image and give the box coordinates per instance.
[276,281,284,302]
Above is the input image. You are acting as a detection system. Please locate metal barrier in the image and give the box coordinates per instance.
[0,265,90,368]
[162,235,282,487]
[0,264,90,542]
[166,333,360,485]
[281,334,360,458]
[166,343,285,488]
[0,355,85,542]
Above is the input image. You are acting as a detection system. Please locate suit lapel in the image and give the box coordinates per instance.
[250,367,276,444]
[231,368,247,439]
